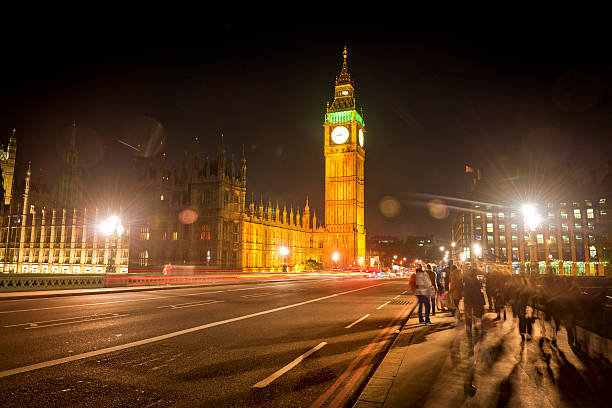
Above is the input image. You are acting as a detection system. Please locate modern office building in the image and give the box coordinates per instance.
[451,164,610,275]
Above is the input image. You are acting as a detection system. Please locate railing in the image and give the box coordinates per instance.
[0,274,106,291]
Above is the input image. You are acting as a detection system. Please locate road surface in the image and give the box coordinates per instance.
[0,278,414,407]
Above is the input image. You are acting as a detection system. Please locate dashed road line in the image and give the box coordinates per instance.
[253,342,327,388]
[345,314,370,329]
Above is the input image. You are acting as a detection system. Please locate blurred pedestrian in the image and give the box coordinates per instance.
[463,267,485,340]
[426,264,438,316]
[449,264,463,321]
[415,266,435,324]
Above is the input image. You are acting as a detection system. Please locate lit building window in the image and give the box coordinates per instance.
[587,209,594,219]
[561,211,568,219]
[487,223,493,233]
[574,222,581,231]
[573,209,581,219]
[173,231,178,240]
[140,227,150,240]
[499,235,506,244]
[498,213,505,219]
[562,223,568,231]
[537,234,544,244]
[201,224,211,240]
[585,200,592,207]
[499,224,505,232]
[139,250,148,266]
[562,235,570,244]
[160,194,164,201]
[590,246,597,258]
[549,235,557,244]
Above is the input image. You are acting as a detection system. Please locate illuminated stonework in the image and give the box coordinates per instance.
[323,46,366,267]
[0,129,17,206]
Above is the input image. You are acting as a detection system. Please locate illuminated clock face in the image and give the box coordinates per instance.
[331,126,349,144]
[0,151,6,160]
[359,129,364,147]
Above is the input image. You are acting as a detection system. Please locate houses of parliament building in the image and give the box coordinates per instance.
[0,48,367,274]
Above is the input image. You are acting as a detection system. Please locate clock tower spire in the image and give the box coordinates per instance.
[323,47,366,267]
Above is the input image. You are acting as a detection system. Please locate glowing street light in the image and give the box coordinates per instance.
[99,215,124,274]
[473,243,482,257]
[439,246,445,252]
[332,252,340,269]
[451,242,456,248]
[522,203,541,231]
[279,246,289,273]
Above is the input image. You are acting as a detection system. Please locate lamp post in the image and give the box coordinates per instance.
[279,246,289,273]
[522,204,541,274]
[451,241,456,263]
[99,215,124,274]
[332,252,340,270]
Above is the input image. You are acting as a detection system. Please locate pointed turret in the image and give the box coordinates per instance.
[57,121,82,208]
[240,144,247,186]
[22,161,31,216]
[327,46,357,113]
[217,133,226,176]
[267,199,272,220]
[303,197,310,229]
[283,204,287,224]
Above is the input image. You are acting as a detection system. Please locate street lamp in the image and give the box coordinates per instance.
[332,252,340,269]
[279,246,289,272]
[99,215,124,274]
[450,241,456,263]
[522,203,541,274]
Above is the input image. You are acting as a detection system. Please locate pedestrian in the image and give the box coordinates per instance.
[436,261,446,311]
[449,264,463,321]
[426,264,438,316]
[463,267,485,340]
[415,266,435,324]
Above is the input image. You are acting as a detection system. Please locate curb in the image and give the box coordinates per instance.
[353,297,418,408]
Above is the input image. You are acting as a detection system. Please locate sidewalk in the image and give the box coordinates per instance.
[355,304,612,407]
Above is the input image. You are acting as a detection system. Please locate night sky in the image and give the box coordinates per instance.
[2,20,611,242]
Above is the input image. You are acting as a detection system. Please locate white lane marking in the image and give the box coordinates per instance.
[4,313,129,330]
[345,314,370,329]
[0,283,389,379]
[4,313,124,328]
[156,300,223,309]
[376,301,391,310]
[394,295,400,299]
[240,292,274,299]
[0,283,298,314]
[253,342,327,388]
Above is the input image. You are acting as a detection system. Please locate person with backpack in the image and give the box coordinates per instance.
[413,266,435,324]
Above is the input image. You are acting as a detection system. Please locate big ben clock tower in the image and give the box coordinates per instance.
[324,47,366,267]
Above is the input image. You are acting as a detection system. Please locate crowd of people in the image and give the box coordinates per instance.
[409,261,612,345]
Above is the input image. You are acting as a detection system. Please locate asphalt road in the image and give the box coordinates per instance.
[0,278,415,407]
